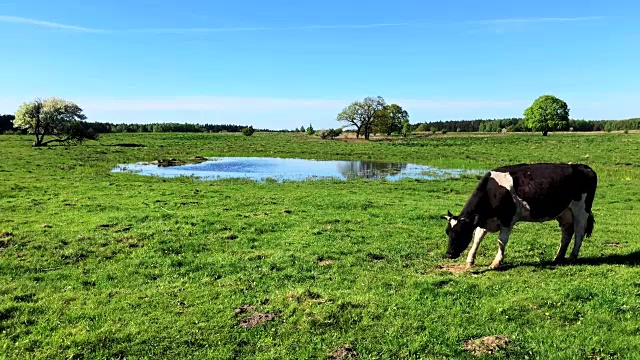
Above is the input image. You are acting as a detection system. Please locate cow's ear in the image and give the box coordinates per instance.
[441,210,454,220]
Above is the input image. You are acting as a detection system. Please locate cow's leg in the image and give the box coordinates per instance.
[553,209,574,264]
[465,228,488,269]
[569,195,588,262]
[489,227,512,269]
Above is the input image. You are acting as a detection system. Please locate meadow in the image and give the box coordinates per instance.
[1,132,639,359]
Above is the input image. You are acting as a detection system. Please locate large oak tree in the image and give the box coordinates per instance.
[337,96,387,140]
[523,95,570,136]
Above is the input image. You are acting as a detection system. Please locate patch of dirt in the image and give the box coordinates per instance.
[281,209,292,214]
[40,224,52,229]
[463,335,511,356]
[0,232,12,239]
[438,264,469,274]
[98,224,114,229]
[316,258,335,266]
[238,312,276,329]
[234,304,276,328]
[331,344,359,359]
[234,304,255,316]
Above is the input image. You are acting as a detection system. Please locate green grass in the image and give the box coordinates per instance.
[1,132,639,359]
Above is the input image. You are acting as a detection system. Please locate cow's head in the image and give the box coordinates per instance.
[441,210,479,259]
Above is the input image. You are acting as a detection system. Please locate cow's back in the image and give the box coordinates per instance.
[490,163,596,221]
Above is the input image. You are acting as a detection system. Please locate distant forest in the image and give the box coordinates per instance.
[415,117,640,133]
[0,116,279,134]
[1,114,639,135]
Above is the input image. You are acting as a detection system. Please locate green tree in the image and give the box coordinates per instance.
[306,123,315,135]
[13,97,96,146]
[401,118,411,137]
[241,126,255,136]
[415,123,428,132]
[299,125,306,133]
[523,95,570,136]
[379,104,409,136]
[337,96,386,140]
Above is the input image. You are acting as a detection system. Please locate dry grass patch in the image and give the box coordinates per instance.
[331,344,358,359]
[438,264,469,274]
[463,335,511,356]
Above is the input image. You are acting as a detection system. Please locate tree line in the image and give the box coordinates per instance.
[416,117,640,133]
[83,122,266,134]
[3,111,638,138]
[2,95,638,145]
[0,115,285,135]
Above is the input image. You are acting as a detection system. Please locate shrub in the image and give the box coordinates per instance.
[624,129,629,134]
[242,126,255,136]
[415,124,427,132]
[441,129,448,134]
[320,128,342,139]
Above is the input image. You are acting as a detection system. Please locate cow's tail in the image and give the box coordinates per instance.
[585,213,595,238]
[583,165,598,238]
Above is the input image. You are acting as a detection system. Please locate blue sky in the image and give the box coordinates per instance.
[0,0,638,130]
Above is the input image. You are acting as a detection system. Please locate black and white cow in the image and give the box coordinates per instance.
[442,163,597,269]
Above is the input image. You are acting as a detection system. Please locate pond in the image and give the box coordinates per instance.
[111,157,484,182]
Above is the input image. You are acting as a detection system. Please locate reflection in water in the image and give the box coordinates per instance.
[112,157,484,182]
[337,161,408,180]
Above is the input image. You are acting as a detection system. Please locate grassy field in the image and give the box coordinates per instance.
[1,132,639,359]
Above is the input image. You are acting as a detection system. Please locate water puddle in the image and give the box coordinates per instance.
[112,157,483,182]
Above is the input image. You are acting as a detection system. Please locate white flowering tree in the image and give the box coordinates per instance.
[13,97,97,146]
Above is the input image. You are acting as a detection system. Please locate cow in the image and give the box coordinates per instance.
[441,163,597,269]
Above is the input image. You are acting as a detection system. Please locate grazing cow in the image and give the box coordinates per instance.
[442,163,597,269]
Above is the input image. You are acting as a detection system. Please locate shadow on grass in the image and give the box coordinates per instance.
[472,251,640,274]
[101,143,146,148]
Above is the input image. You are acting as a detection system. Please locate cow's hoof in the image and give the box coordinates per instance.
[488,262,500,270]
[552,257,566,265]
[465,263,474,270]
[568,255,579,263]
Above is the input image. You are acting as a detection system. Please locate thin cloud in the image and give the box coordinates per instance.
[468,16,605,25]
[126,23,412,34]
[0,15,105,33]
[0,15,412,34]
[1,14,604,34]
